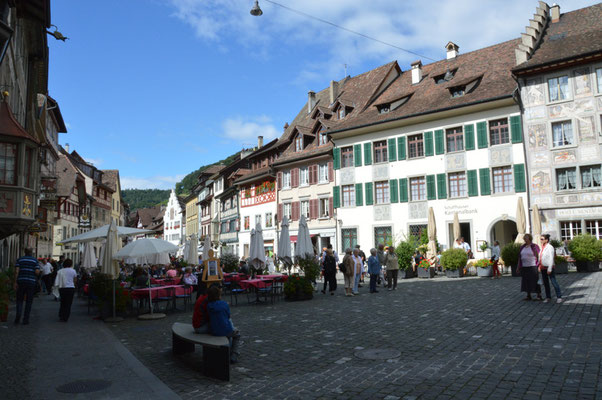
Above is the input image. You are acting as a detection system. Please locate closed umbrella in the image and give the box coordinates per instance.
[99,220,121,322]
[532,205,542,245]
[277,216,292,270]
[249,224,265,274]
[186,233,199,265]
[515,197,526,244]
[453,213,461,243]
[81,242,96,270]
[295,215,314,260]
[202,235,211,262]
[427,207,437,259]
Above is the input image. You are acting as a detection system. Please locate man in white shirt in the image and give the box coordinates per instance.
[461,237,473,259]
[41,258,54,295]
[56,259,77,322]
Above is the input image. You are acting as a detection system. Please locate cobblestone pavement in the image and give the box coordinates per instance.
[109,271,602,399]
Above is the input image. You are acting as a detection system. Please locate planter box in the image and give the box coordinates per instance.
[403,269,415,279]
[555,262,569,274]
[445,269,464,278]
[417,267,435,278]
[510,265,520,277]
[477,266,493,277]
[576,261,600,273]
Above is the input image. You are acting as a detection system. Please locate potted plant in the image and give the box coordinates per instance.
[568,234,602,272]
[417,259,435,278]
[91,273,132,319]
[219,252,239,273]
[501,242,521,277]
[440,248,467,278]
[396,240,416,279]
[284,256,318,301]
[554,254,569,274]
[0,269,14,322]
[475,258,493,277]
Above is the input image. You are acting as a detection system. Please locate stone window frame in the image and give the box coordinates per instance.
[409,175,427,202]
[448,171,467,198]
[545,73,573,104]
[488,118,510,146]
[550,119,576,148]
[445,126,464,153]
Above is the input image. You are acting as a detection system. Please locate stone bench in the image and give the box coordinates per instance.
[171,322,230,381]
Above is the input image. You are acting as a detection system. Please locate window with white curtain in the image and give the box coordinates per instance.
[556,168,577,191]
[299,167,309,186]
[552,120,574,147]
[318,163,328,183]
[548,75,569,102]
[581,165,602,189]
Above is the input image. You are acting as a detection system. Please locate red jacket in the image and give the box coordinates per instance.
[192,294,209,329]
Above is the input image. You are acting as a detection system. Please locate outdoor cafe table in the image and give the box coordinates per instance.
[239,279,274,303]
[150,277,181,285]
[130,285,191,300]
[257,274,288,282]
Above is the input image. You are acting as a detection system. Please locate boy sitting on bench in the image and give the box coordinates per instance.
[206,285,241,364]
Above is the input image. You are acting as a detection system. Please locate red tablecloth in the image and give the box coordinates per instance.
[151,278,181,285]
[257,274,288,282]
[239,279,273,290]
[130,285,191,300]
[83,281,127,295]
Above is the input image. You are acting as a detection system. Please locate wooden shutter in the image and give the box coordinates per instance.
[399,178,408,202]
[514,164,526,192]
[355,183,363,206]
[354,144,362,167]
[309,165,317,185]
[437,173,447,199]
[397,137,406,160]
[464,124,475,151]
[292,201,300,220]
[390,179,399,203]
[310,199,319,219]
[277,203,283,223]
[479,168,491,195]
[291,168,299,188]
[365,182,374,205]
[364,142,372,165]
[434,130,444,155]
[329,197,333,217]
[424,131,434,156]
[510,115,523,143]
[328,161,334,182]
[477,122,488,148]
[277,172,283,189]
[333,148,341,170]
[333,186,340,208]
[467,170,478,196]
[388,138,397,162]
[426,175,436,200]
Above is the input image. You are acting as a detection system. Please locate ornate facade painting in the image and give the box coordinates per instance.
[524,78,544,106]
[0,192,15,214]
[527,123,547,149]
[531,170,551,194]
[553,150,576,164]
[577,115,596,141]
[532,152,550,166]
[573,67,592,98]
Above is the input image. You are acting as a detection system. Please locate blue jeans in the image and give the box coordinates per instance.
[15,283,36,322]
[369,274,378,292]
[353,273,360,294]
[541,270,562,299]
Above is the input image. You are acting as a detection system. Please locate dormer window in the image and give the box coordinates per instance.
[450,86,465,98]
[295,133,303,152]
[375,94,411,114]
[377,104,390,114]
[434,69,457,84]
[448,77,481,98]
[319,131,328,145]
[338,108,345,119]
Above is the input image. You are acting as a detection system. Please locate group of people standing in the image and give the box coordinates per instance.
[338,244,398,296]
[518,233,563,303]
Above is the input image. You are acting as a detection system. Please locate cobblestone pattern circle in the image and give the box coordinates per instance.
[56,379,112,394]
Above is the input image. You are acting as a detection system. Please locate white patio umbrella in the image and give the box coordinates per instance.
[532,204,542,245]
[81,242,97,270]
[295,215,314,260]
[277,216,292,270]
[59,224,154,244]
[453,213,461,243]
[427,207,437,259]
[249,224,265,274]
[113,238,178,320]
[515,197,526,244]
[99,220,122,322]
[202,235,211,262]
[185,233,199,265]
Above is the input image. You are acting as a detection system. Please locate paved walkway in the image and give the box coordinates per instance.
[108,272,602,399]
[0,292,179,399]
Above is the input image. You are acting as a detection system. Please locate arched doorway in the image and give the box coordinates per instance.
[489,219,518,247]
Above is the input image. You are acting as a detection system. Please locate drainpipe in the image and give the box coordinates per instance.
[512,75,532,231]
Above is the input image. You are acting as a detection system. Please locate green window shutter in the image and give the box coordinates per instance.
[510,115,523,143]
[355,183,363,206]
[364,142,372,165]
[333,186,340,208]
[388,138,397,162]
[426,175,436,200]
[424,131,434,156]
[477,122,488,149]
[397,137,406,160]
[365,182,374,205]
[514,163,526,192]
[436,173,447,199]
[390,179,398,203]
[399,178,408,202]
[464,124,475,151]
[353,144,362,167]
[333,148,341,170]
[467,170,478,196]
[435,129,444,155]
[479,168,491,195]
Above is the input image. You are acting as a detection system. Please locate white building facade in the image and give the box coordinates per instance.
[163,189,185,247]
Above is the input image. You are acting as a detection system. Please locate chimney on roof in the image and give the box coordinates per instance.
[329,80,339,104]
[411,60,422,84]
[446,42,459,59]
[65,143,70,153]
[283,122,289,132]
[550,3,560,22]
[307,91,316,113]
[258,136,264,148]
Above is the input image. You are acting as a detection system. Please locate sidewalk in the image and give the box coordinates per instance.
[0,292,180,400]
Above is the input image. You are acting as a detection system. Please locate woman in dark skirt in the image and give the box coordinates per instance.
[517,233,542,301]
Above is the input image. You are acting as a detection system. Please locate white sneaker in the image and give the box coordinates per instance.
[543,299,550,303]
[557,298,563,303]
[388,288,392,291]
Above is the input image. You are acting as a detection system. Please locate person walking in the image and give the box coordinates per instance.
[384,246,399,290]
[376,244,386,287]
[367,249,380,293]
[56,259,77,322]
[40,258,54,295]
[352,248,363,295]
[341,249,354,297]
[488,241,501,279]
[14,248,41,325]
[355,245,366,285]
[517,233,542,301]
[539,234,563,303]
[321,249,337,295]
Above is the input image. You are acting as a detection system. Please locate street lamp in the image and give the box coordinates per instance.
[250,0,263,16]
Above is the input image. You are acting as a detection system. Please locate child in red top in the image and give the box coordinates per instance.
[192,293,209,334]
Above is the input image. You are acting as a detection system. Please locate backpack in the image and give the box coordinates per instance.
[338,262,346,274]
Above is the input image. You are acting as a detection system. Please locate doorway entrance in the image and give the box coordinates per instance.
[448,222,472,249]
[490,220,518,247]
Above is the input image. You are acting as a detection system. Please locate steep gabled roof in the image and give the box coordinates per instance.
[101,169,120,192]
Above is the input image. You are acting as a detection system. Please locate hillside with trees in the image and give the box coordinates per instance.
[175,151,242,195]
[121,189,170,212]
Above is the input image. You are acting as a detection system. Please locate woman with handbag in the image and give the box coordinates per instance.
[517,233,542,301]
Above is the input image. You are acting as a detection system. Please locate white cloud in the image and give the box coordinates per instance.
[167,0,598,82]
[221,116,279,146]
[121,174,186,190]
[84,157,103,167]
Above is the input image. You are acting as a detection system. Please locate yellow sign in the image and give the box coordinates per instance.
[201,249,223,283]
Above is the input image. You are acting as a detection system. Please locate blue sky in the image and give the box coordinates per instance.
[48,0,597,189]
